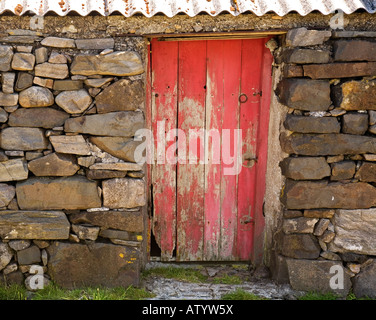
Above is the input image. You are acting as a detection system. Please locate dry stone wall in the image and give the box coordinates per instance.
[273,28,376,298]
[0,35,147,289]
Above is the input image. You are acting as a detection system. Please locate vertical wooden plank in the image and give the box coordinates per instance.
[176,40,207,261]
[236,39,264,260]
[252,38,273,265]
[219,39,243,261]
[203,40,224,261]
[151,39,178,261]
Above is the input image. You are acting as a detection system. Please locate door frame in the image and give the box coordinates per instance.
[145,36,274,265]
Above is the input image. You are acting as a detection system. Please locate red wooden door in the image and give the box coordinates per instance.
[149,38,272,262]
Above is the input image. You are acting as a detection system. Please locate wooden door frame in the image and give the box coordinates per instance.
[145,36,274,265]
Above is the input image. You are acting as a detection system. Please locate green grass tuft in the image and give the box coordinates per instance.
[221,288,269,300]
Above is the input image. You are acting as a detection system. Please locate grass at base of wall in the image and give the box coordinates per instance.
[0,283,156,300]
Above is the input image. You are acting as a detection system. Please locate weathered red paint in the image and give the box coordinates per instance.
[149,38,272,262]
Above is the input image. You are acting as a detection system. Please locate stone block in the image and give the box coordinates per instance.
[340,80,376,110]
[279,48,331,64]
[282,217,318,234]
[102,178,146,209]
[286,28,331,47]
[281,180,376,209]
[64,111,144,137]
[330,161,356,180]
[280,157,331,180]
[70,51,143,76]
[281,133,376,156]
[0,210,70,239]
[16,176,101,210]
[284,114,340,134]
[0,159,28,182]
[0,127,48,151]
[334,40,376,62]
[333,209,376,255]
[34,63,69,79]
[49,135,91,155]
[28,153,79,177]
[342,113,368,135]
[0,242,12,271]
[0,45,13,71]
[304,62,376,79]
[55,89,92,114]
[275,231,320,259]
[69,210,143,232]
[355,162,376,182]
[47,242,140,288]
[11,52,35,71]
[41,37,76,48]
[17,245,40,265]
[352,259,376,298]
[276,79,331,111]
[18,86,54,108]
[286,259,351,297]
[75,38,115,50]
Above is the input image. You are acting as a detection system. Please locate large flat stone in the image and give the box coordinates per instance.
[276,79,331,111]
[304,62,376,79]
[49,135,91,155]
[275,232,320,259]
[282,180,376,210]
[0,127,48,151]
[64,111,144,137]
[47,242,140,288]
[102,178,146,209]
[16,176,101,210]
[280,157,331,180]
[281,133,376,156]
[333,209,376,255]
[69,210,143,232]
[355,162,376,182]
[0,210,70,240]
[286,28,331,47]
[287,259,351,297]
[34,63,69,79]
[89,136,141,162]
[55,89,92,114]
[41,37,76,48]
[75,38,115,50]
[8,107,69,128]
[0,159,28,182]
[70,51,144,76]
[28,153,79,177]
[334,40,376,62]
[353,259,376,298]
[284,114,340,133]
[95,79,144,113]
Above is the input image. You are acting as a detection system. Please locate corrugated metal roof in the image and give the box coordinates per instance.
[2,0,376,17]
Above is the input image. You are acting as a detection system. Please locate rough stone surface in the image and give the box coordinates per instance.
[69,210,143,232]
[72,224,100,241]
[11,53,35,71]
[15,72,33,91]
[0,210,70,239]
[53,80,83,91]
[75,38,115,50]
[16,176,101,210]
[304,62,376,79]
[89,136,141,162]
[280,157,331,180]
[47,242,140,289]
[281,133,376,156]
[18,86,54,108]
[8,107,69,128]
[276,79,331,111]
[0,127,48,151]
[287,259,351,297]
[330,161,356,180]
[334,40,376,62]
[95,79,144,113]
[342,113,369,135]
[282,217,319,234]
[102,178,146,209]
[0,159,28,182]
[64,111,144,137]
[285,28,331,47]
[71,51,144,76]
[352,259,376,298]
[0,184,15,207]
[17,245,40,265]
[86,169,127,180]
[89,162,142,171]
[34,63,69,79]
[0,46,13,72]
[282,180,376,209]
[340,80,376,110]
[28,153,80,176]
[0,242,12,271]
[0,92,18,107]
[55,89,92,114]
[355,162,376,182]
[2,72,15,93]
[279,48,331,64]
[49,135,91,155]
[275,232,320,259]
[284,114,340,134]
[333,209,376,255]
[41,37,76,48]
